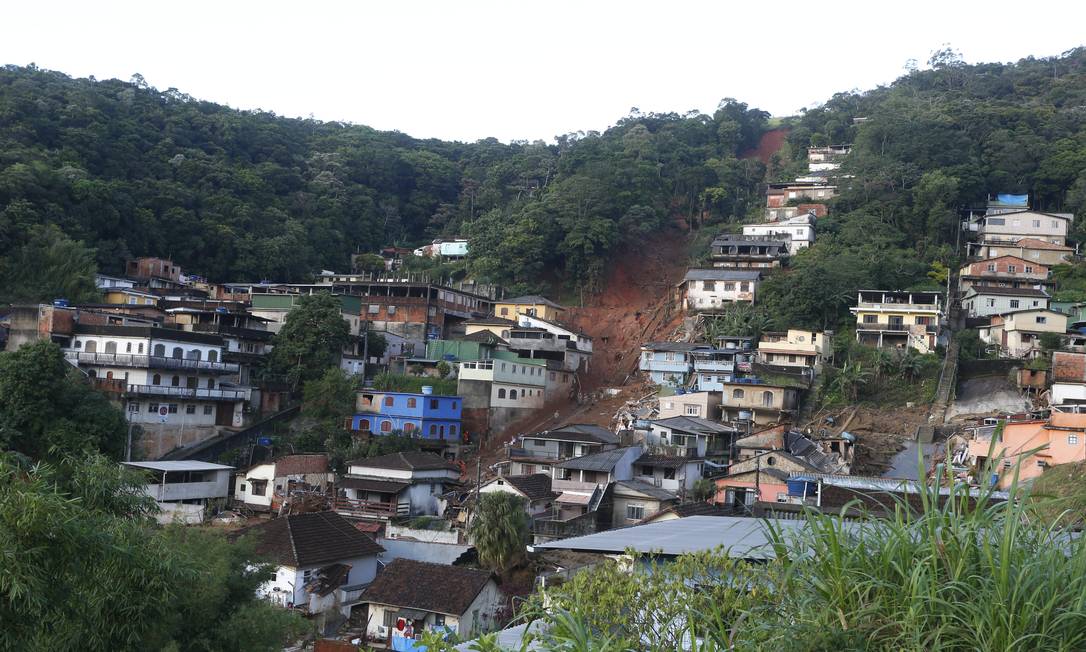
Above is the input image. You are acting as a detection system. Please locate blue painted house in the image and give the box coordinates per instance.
[350,388,463,441]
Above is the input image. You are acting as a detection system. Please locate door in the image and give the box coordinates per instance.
[215,404,233,426]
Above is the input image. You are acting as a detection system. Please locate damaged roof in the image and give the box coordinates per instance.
[555,447,638,472]
[359,559,494,617]
[528,424,620,445]
[347,451,459,472]
[490,474,555,502]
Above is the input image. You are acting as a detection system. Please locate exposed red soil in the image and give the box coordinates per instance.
[740,127,790,165]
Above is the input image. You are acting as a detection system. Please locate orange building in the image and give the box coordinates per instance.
[968,412,1086,489]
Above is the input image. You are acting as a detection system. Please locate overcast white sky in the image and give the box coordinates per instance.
[3,1,1083,143]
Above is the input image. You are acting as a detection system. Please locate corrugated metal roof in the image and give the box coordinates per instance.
[614,480,678,502]
[683,269,762,282]
[555,447,638,472]
[124,461,234,472]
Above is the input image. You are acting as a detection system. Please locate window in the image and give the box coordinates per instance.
[863,314,877,324]
[387,305,396,315]
[685,404,700,416]
[167,404,178,414]
[522,464,536,474]
[740,282,750,292]
[509,390,518,400]
[186,405,196,415]
[449,425,458,436]
[498,388,506,399]
[433,614,446,627]
[439,425,445,437]
[988,218,1005,225]
[1036,316,1047,324]
[203,405,213,415]
[640,465,654,477]
[368,304,379,314]
[104,341,117,354]
[153,343,165,356]
[788,354,797,363]
[986,298,996,308]
[626,504,645,521]
[1009,300,1020,309]
[1025,266,1033,273]
[766,455,776,466]
[1008,265,1017,273]
[373,420,390,433]
[1052,220,1059,228]
[171,375,180,387]
[664,467,676,480]
[724,282,735,291]
[987,263,996,272]
[732,388,744,399]
[531,438,547,447]
[430,424,438,436]
[128,402,140,412]
[407,398,417,408]
[152,373,161,385]
[430,399,439,409]
[1003,460,1013,469]
[703,281,715,291]
[172,347,183,359]
[550,371,556,381]
[403,422,415,433]
[239,484,247,493]
[500,307,509,316]
[1032,220,1041,228]
[125,342,132,353]
[148,403,159,413]
[383,396,394,407]
[1070,435,1080,445]
[250,480,267,496]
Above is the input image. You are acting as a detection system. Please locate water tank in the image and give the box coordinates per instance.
[215,307,229,314]
[52,298,69,307]
[421,385,434,395]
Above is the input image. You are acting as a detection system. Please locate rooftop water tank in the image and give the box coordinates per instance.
[53,298,69,307]
[421,385,434,395]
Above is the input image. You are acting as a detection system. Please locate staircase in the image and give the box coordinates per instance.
[928,273,963,426]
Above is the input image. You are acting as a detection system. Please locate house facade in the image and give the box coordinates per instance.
[493,295,565,321]
[506,424,620,477]
[123,460,233,524]
[249,511,384,617]
[741,213,816,254]
[338,452,461,519]
[478,474,556,518]
[709,235,790,269]
[348,389,463,442]
[360,559,502,645]
[719,381,801,425]
[233,454,334,512]
[678,269,761,310]
[957,256,1050,294]
[970,237,1074,267]
[978,309,1067,358]
[966,413,1086,490]
[610,480,679,527]
[962,286,1050,318]
[974,210,1071,246]
[756,329,826,370]
[850,290,943,353]
[656,391,723,420]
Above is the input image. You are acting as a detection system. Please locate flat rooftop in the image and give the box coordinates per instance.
[123,461,234,472]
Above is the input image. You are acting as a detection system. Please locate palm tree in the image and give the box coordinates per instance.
[832,360,872,402]
[871,349,894,383]
[896,348,925,381]
[468,491,530,574]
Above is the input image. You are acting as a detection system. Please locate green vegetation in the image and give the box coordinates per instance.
[505,476,1086,652]
[0,341,128,460]
[0,453,308,650]
[468,492,530,574]
[267,292,351,389]
[372,372,458,396]
[818,339,940,407]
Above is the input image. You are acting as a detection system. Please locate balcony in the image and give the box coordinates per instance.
[640,358,690,373]
[126,384,251,401]
[692,359,736,373]
[856,323,938,333]
[65,351,239,374]
[333,497,405,519]
[508,446,562,461]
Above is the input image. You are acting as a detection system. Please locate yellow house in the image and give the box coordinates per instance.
[493,295,565,321]
[757,329,826,369]
[464,316,518,339]
[104,288,159,307]
[850,290,944,354]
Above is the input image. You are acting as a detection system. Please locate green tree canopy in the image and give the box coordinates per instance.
[468,491,530,574]
[268,292,351,389]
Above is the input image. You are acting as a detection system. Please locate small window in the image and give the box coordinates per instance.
[531,439,546,447]
[1070,435,1079,445]
[152,374,161,385]
[387,305,396,315]
[1036,316,1047,324]
[685,404,700,416]
[167,404,178,414]
[380,420,392,432]
[368,304,379,314]
[510,390,518,400]
[732,388,744,399]
[1008,265,1017,273]
[703,281,715,291]
[185,405,196,414]
[724,282,735,291]
[383,396,394,407]
[863,314,877,324]
[239,484,247,493]
[407,398,417,408]
[1009,300,1020,309]
[203,405,213,415]
[1003,460,1013,469]
[498,388,506,399]
[430,424,438,436]
[1025,266,1033,273]
[626,504,645,521]
[500,307,509,316]
[148,402,159,413]
[128,402,140,412]
[1032,220,1040,228]
[403,422,415,432]
[987,263,996,272]
[430,399,439,410]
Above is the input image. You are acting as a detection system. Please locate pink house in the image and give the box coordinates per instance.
[968,412,1086,489]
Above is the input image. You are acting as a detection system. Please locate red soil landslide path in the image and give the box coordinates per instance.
[472,226,692,467]
[740,127,790,165]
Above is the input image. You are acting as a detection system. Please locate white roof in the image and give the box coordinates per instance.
[531,515,824,559]
[123,461,234,472]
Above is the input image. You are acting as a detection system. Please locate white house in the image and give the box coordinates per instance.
[247,511,384,617]
[337,451,461,519]
[678,269,762,310]
[962,286,1050,318]
[359,559,502,645]
[233,454,334,512]
[513,313,593,372]
[123,460,233,524]
[741,213,816,254]
[478,473,556,517]
[973,210,1073,246]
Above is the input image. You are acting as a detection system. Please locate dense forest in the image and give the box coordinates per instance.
[2,47,1086,322]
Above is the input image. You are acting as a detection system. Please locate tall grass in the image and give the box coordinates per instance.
[512,467,1086,652]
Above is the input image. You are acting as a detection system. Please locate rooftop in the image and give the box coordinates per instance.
[500,295,565,310]
[491,473,555,502]
[242,511,384,567]
[683,269,763,282]
[613,479,678,502]
[359,559,493,616]
[554,447,639,472]
[346,451,459,472]
[123,461,233,473]
[530,424,620,445]
[531,515,818,559]
[651,416,738,436]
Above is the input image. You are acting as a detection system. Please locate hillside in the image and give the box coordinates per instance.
[2,48,1086,334]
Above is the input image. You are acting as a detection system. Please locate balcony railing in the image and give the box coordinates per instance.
[66,351,239,374]
[333,497,405,519]
[856,323,938,333]
[126,384,250,401]
[508,447,562,460]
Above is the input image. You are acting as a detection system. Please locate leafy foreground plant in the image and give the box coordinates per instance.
[480,475,1086,652]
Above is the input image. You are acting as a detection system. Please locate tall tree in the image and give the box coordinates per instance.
[468,491,530,574]
[268,292,351,390]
